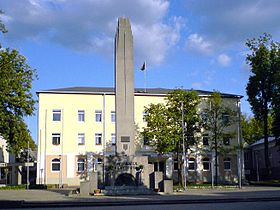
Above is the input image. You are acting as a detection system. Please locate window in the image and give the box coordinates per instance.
[224,158,231,171]
[142,112,148,122]
[201,112,208,123]
[203,134,209,146]
[222,113,230,125]
[78,110,85,122]
[174,158,178,171]
[52,133,61,145]
[51,158,60,172]
[111,111,116,123]
[77,158,85,172]
[95,133,102,145]
[188,157,196,171]
[95,110,102,122]
[78,133,85,145]
[202,157,210,171]
[53,110,61,121]
[111,133,116,145]
[223,136,231,145]
[143,137,149,146]
[188,136,195,146]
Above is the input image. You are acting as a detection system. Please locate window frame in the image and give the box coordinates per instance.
[111,111,116,123]
[188,157,196,171]
[51,158,61,172]
[77,158,85,172]
[95,133,102,145]
[77,133,85,145]
[223,136,231,146]
[224,158,231,171]
[142,112,148,122]
[52,133,61,145]
[222,112,230,125]
[78,110,85,122]
[202,134,209,146]
[111,133,116,145]
[95,110,102,122]
[202,157,211,171]
[52,109,61,122]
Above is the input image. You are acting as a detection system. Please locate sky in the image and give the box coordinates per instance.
[0,0,280,142]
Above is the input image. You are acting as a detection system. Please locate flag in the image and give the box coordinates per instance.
[140,61,146,71]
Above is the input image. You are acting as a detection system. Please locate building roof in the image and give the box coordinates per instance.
[250,136,276,147]
[37,86,243,98]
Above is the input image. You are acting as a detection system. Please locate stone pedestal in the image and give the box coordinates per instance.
[163,179,173,194]
[80,181,90,196]
[153,171,163,191]
[89,172,98,193]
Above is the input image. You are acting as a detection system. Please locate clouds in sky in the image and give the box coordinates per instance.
[185,0,280,50]
[0,0,182,65]
[217,54,231,67]
[1,0,280,66]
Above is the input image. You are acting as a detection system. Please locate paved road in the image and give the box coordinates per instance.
[7,201,280,210]
[0,186,280,209]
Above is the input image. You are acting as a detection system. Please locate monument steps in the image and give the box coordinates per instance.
[104,186,156,195]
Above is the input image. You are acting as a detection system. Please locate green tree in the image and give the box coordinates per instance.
[142,89,200,185]
[271,46,280,144]
[241,114,273,145]
[0,48,37,154]
[203,92,236,186]
[246,33,280,171]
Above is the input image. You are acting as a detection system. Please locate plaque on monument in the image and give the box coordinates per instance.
[121,136,130,142]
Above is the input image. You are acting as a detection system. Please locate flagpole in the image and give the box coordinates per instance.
[144,67,147,93]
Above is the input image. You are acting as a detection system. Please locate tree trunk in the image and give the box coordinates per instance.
[215,135,218,186]
[263,99,271,176]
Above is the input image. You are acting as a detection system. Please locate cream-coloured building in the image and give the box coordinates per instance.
[36,87,243,186]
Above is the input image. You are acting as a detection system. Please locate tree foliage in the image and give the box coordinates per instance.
[241,114,273,145]
[246,33,280,170]
[142,89,200,186]
[0,48,37,154]
[202,91,236,185]
[142,89,200,154]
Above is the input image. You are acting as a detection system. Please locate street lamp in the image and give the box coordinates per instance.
[181,102,187,191]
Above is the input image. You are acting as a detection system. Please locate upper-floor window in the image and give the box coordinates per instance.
[95,110,102,122]
[142,112,148,122]
[201,112,208,123]
[111,111,116,123]
[78,110,85,122]
[224,158,231,171]
[188,157,196,171]
[202,157,210,171]
[77,158,85,172]
[222,113,230,125]
[52,133,61,145]
[111,133,116,145]
[223,136,231,145]
[203,134,209,146]
[78,133,85,145]
[95,133,102,145]
[51,158,60,172]
[53,110,61,121]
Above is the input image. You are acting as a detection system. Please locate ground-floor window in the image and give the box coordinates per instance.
[77,158,85,172]
[202,157,211,171]
[188,157,196,171]
[51,158,60,172]
[224,158,231,171]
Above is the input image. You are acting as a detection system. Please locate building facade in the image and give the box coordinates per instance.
[244,137,280,181]
[36,87,242,186]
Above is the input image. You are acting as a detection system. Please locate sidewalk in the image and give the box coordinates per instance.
[0,186,280,208]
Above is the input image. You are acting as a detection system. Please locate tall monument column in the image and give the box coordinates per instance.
[115,17,135,156]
